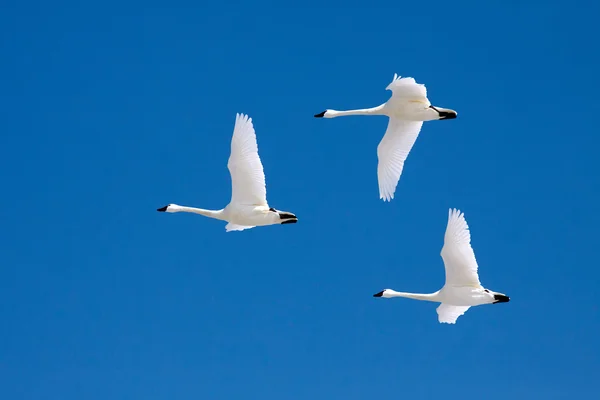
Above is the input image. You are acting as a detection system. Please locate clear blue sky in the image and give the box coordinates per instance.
[1,1,599,399]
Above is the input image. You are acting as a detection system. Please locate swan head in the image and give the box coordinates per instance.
[429,105,457,120]
[480,289,510,304]
[373,289,395,298]
[157,204,180,213]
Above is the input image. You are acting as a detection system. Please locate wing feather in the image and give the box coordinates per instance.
[376,118,423,201]
[440,208,481,287]
[385,74,429,103]
[225,223,255,232]
[227,114,268,206]
[436,304,470,324]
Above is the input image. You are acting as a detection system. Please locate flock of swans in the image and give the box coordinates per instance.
[157,74,510,324]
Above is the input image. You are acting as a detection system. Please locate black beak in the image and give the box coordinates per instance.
[279,212,297,220]
[314,111,326,118]
[429,105,457,120]
[438,111,457,120]
[279,212,298,224]
[373,291,384,297]
[493,294,510,304]
[157,205,168,212]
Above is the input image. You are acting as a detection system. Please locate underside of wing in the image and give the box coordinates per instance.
[436,304,470,324]
[376,118,424,201]
[225,223,255,232]
[227,113,268,206]
[385,74,428,102]
[440,208,481,287]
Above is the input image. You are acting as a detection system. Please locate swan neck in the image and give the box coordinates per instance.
[177,206,225,220]
[328,105,385,117]
[389,291,438,302]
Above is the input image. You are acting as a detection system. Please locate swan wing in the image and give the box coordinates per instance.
[385,74,429,104]
[376,118,423,201]
[440,208,481,287]
[227,113,268,207]
[436,304,470,324]
[225,222,255,232]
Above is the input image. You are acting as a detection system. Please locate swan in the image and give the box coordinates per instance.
[314,74,457,201]
[157,113,298,232]
[373,208,509,324]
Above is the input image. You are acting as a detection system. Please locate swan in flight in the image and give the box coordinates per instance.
[157,113,298,232]
[314,74,457,201]
[373,209,509,324]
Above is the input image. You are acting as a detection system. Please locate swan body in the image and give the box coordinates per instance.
[373,209,509,324]
[315,74,457,201]
[157,114,298,232]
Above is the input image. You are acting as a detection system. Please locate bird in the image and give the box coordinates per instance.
[314,74,457,201]
[372,208,509,324]
[157,113,298,232]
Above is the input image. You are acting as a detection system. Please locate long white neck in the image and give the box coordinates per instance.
[326,104,385,118]
[173,206,226,220]
[386,290,440,302]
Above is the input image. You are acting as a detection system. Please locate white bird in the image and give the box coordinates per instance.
[157,113,298,232]
[314,74,457,201]
[373,208,509,324]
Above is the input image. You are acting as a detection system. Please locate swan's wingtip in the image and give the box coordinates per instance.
[314,111,326,118]
[380,193,394,202]
[449,207,461,216]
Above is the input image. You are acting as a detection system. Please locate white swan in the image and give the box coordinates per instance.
[373,208,509,324]
[157,113,298,232]
[314,74,457,201]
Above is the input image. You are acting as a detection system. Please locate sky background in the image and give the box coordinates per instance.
[1,0,599,399]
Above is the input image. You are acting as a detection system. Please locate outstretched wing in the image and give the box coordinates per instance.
[376,118,423,201]
[436,304,471,324]
[227,113,268,206]
[440,208,481,287]
[385,74,429,104]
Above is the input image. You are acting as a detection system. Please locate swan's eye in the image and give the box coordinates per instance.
[484,289,489,293]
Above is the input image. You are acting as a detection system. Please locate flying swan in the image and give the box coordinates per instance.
[314,74,457,201]
[157,113,298,232]
[373,208,509,324]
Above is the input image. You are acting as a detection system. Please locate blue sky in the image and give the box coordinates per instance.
[1,0,599,398]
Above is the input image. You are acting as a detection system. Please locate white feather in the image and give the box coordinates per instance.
[440,208,481,287]
[227,113,268,207]
[436,304,471,324]
[377,119,423,201]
